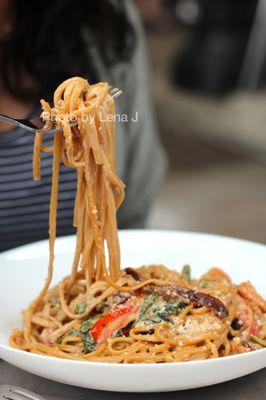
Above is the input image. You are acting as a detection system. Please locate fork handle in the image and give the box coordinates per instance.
[0,113,27,130]
[0,113,19,124]
[0,384,45,400]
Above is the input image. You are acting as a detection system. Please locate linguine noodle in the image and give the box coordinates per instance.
[10,77,266,362]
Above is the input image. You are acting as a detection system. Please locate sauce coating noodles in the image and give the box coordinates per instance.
[10,78,266,362]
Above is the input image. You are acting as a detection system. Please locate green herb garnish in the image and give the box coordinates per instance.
[137,293,157,322]
[65,329,79,337]
[58,319,97,353]
[182,264,191,283]
[137,294,186,326]
[75,301,87,314]
[80,320,94,333]
[81,331,96,354]
[96,302,107,313]
[156,301,186,322]
[58,329,79,344]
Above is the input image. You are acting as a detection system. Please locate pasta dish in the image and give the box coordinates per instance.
[10,77,266,363]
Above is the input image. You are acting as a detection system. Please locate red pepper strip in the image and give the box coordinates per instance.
[238,297,258,336]
[91,306,133,341]
[250,318,258,336]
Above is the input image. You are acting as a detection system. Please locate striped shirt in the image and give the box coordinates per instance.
[0,127,78,250]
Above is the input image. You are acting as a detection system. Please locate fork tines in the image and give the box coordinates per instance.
[109,87,122,98]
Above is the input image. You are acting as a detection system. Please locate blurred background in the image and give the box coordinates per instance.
[136,0,266,243]
[1,0,266,250]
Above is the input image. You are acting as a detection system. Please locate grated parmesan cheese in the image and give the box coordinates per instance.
[177,316,221,335]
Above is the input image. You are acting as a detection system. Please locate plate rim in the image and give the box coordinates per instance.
[1,228,266,258]
[0,339,266,368]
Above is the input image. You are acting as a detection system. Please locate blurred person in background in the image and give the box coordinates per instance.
[0,0,166,252]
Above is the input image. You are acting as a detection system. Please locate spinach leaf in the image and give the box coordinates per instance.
[58,317,98,353]
[137,293,157,322]
[137,296,186,326]
[80,314,103,333]
[156,301,186,322]
[81,331,96,354]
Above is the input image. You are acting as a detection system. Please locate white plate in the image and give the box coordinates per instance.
[0,230,265,392]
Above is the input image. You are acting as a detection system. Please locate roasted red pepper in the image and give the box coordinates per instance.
[238,297,258,336]
[91,306,134,342]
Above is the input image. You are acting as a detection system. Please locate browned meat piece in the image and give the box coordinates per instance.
[140,284,228,319]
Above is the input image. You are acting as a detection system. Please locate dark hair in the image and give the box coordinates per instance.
[0,0,136,102]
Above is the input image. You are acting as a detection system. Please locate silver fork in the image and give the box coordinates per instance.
[0,384,45,400]
[0,384,64,400]
[0,87,122,134]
